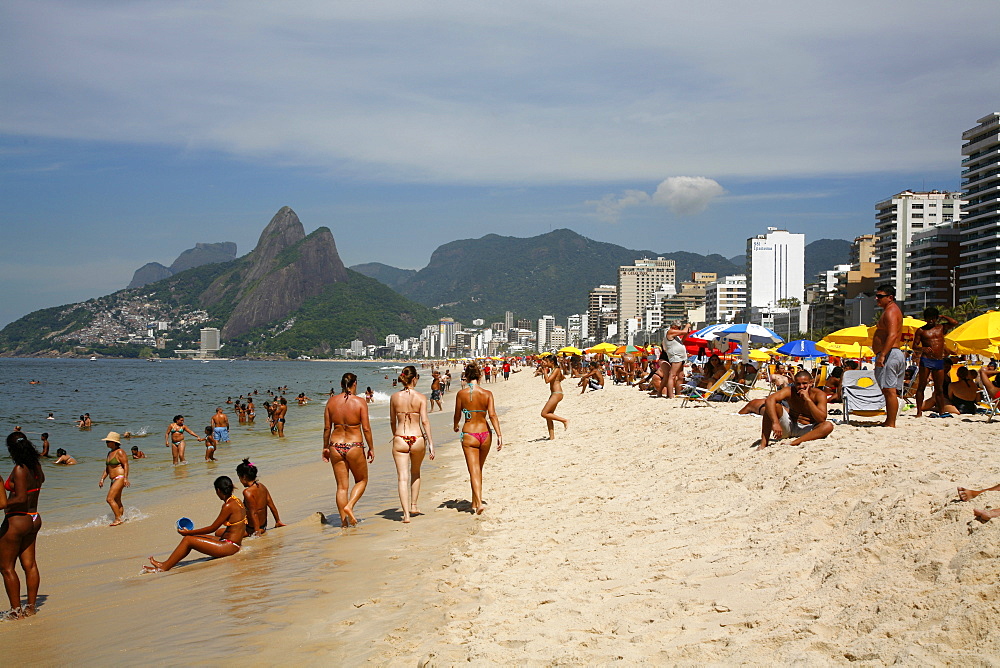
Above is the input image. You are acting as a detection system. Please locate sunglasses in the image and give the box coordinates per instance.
[874,293,888,299]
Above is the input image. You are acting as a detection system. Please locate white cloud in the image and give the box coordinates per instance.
[652,177,726,215]
[589,177,724,221]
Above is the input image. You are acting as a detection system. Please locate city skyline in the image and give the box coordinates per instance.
[3,1,999,328]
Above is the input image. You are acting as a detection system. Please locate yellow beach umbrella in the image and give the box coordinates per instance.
[816,340,874,357]
[587,342,618,354]
[748,349,771,362]
[946,311,1000,357]
[558,346,583,355]
[822,325,873,346]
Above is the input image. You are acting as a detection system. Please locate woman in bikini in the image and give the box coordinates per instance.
[389,366,435,523]
[236,459,285,535]
[144,476,246,572]
[98,431,130,526]
[658,321,692,398]
[539,356,568,440]
[453,363,503,515]
[164,415,202,466]
[322,373,374,527]
[1,431,44,619]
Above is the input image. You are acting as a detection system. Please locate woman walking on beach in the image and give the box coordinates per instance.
[659,321,692,398]
[164,415,202,465]
[454,363,502,515]
[539,356,568,440]
[389,366,434,523]
[1,432,44,619]
[143,476,246,572]
[323,373,374,527]
[98,432,130,526]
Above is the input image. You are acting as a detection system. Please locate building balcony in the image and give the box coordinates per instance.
[962,114,1000,141]
[962,133,1000,156]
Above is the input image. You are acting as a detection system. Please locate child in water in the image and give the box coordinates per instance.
[236,459,285,536]
[204,427,217,461]
[131,445,146,459]
[54,448,76,465]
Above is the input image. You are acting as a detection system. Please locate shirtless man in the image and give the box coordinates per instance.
[872,285,904,427]
[273,397,287,437]
[759,369,834,449]
[429,371,444,412]
[211,407,230,443]
[913,307,958,417]
[579,362,605,393]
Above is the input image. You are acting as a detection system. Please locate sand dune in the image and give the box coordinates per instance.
[365,369,1000,664]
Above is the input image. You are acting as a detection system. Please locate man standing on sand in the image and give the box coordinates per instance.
[429,371,444,412]
[872,285,904,427]
[759,370,834,449]
[913,307,958,417]
[211,407,230,442]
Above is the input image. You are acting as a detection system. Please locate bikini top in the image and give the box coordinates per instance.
[107,453,123,466]
[224,495,247,526]
[462,383,488,420]
[4,472,41,494]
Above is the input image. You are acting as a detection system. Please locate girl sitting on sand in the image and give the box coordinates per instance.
[143,476,246,572]
[236,459,285,535]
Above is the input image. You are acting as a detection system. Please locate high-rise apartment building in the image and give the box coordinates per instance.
[959,112,1000,304]
[851,234,877,268]
[874,190,964,302]
[548,326,567,348]
[536,315,555,350]
[200,328,221,356]
[906,221,962,315]
[617,258,676,343]
[504,311,514,332]
[588,285,617,342]
[704,275,747,324]
[746,228,805,308]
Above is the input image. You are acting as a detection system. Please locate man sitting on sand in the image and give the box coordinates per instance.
[579,362,604,393]
[759,369,834,450]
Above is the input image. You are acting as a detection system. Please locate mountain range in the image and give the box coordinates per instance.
[128,242,239,288]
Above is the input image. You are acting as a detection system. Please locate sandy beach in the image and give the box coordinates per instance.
[5,365,1000,665]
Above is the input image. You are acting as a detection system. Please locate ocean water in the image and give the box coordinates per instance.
[0,358,421,530]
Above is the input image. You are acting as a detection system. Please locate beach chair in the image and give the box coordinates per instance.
[841,370,886,423]
[766,364,780,392]
[681,370,734,408]
[814,365,828,390]
[976,375,1000,423]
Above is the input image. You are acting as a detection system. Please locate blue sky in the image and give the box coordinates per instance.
[1,0,997,327]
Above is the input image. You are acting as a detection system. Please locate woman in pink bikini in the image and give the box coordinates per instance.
[322,373,374,527]
[1,431,44,619]
[389,366,434,523]
[98,431,130,526]
[453,363,503,515]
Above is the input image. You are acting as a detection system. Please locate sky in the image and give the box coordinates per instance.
[2,0,998,327]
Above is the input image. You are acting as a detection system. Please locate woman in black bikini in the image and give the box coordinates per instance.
[389,366,434,523]
[322,373,374,527]
[98,431,130,526]
[144,476,246,572]
[539,356,568,440]
[453,364,503,515]
[1,431,44,619]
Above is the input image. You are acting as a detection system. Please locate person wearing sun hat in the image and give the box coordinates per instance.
[98,431,130,526]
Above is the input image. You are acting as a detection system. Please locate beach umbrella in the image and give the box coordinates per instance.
[946,311,1000,357]
[558,346,583,355]
[749,349,771,362]
[815,341,874,358]
[821,325,873,346]
[587,342,618,354]
[776,339,827,358]
[690,323,730,340]
[715,323,783,344]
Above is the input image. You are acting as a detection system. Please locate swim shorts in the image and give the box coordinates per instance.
[920,356,945,371]
[431,389,442,401]
[214,427,230,442]
[778,411,827,438]
[874,348,905,393]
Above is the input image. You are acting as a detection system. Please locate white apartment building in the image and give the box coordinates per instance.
[588,285,617,343]
[746,228,805,308]
[875,190,964,301]
[536,315,555,349]
[704,275,746,324]
[617,257,676,343]
[548,326,567,349]
[959,112,1000,303]
[199,327,221,353]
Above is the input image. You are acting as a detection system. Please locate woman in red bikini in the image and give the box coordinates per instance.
[1,431,44,619]
[144,476,246,572]
[389,366,435,523]
[322,373,374,527]
[453,363,503,515]
[98,431,130,526]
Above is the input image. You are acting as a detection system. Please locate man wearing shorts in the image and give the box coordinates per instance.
[872,284,903,428]
[429,371,443,412]
[211,407,230,442]
[760,370,834,449]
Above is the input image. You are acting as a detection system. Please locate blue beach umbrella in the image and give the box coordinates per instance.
[690,323,730,340]
[716,323,784,345]
[776,339,826,358]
